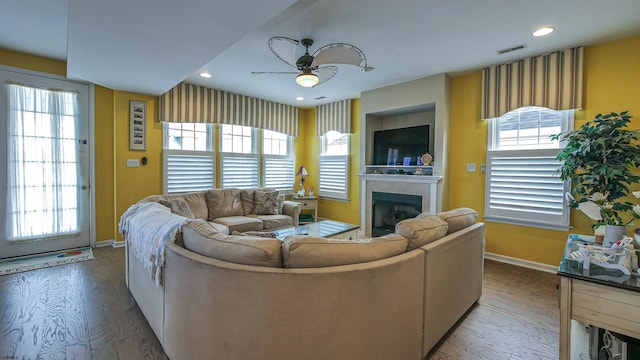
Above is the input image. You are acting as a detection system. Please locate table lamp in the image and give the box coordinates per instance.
[295,165,309,196]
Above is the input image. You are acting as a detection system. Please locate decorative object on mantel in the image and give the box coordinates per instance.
[295,165,309,197]
[553,111,640,247]
[420,153,432,166]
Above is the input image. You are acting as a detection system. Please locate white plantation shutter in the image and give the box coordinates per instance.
[221,154,259,188]
[319,155,349,200]
[485,150,570,230]
[163,150,215,194]
[263,156,294,192]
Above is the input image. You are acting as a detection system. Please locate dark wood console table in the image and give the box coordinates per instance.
[557,234,640,359]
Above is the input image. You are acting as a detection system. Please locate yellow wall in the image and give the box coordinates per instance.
[113,92,163,240]
[0,48,66,76]
[449,35,640,265]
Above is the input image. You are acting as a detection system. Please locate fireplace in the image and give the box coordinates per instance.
[371,192,422,237]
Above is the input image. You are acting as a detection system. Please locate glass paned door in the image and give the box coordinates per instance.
[0,70,91,259]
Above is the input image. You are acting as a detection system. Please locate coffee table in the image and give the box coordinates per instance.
[273,220,359,240]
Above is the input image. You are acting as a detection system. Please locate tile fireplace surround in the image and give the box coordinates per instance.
[359,174,442,237]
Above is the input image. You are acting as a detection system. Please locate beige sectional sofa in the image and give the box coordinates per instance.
[141,187,301,234]
[124,202,485,360]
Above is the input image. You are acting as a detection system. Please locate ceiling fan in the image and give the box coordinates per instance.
[252,36,373,88]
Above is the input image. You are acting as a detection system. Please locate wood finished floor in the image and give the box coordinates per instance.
[0,247,559,360]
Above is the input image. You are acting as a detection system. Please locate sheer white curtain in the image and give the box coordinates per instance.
[7,84,80,241]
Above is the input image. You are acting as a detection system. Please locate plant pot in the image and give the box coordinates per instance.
[603,225,627,247]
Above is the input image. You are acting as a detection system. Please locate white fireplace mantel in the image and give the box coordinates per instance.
[359,174,442,237]
[358,174,442,184]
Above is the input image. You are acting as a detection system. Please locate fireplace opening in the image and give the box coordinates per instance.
[372,192,422,237]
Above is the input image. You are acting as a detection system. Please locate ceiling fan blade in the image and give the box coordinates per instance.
[252,71,299,74]
[315,66,338,86]
[268,36,300,68]
[311,43,367,68]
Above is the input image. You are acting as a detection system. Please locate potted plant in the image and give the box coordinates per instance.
[552,111,640,246]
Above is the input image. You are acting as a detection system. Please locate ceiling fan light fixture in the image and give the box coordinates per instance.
[296,72,318,87]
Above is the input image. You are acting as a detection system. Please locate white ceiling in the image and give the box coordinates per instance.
[2,0,640,107]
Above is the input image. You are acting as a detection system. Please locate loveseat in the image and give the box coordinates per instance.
[141,187,301,234]
[123,203,485,360]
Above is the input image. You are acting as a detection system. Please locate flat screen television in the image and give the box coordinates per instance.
[373,125,430,165]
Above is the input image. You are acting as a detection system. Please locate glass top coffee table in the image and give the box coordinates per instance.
[272,220,359,240]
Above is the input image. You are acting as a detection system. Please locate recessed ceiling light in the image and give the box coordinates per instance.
[296,96,304,101]
[532,27,555,37]
[199,72,212,78]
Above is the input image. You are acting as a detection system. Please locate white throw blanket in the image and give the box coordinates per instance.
[119,202,190,286]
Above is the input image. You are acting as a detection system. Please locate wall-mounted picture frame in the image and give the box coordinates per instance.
[129,100,146,151]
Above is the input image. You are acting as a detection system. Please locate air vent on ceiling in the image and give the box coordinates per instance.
[315,96,327,100]
[497,44,527,55]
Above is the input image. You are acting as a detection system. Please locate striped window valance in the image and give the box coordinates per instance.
[159,83,216,123]
[481,47,583,119]
[159,83,300,137]
[316,99,352,136]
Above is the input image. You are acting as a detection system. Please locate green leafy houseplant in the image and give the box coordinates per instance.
[552,111,640,227]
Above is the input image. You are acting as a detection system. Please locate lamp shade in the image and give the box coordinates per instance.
[296,72,318,88]
[296,165,309,177]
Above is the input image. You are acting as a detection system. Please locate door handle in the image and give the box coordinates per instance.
[81,185,89,190]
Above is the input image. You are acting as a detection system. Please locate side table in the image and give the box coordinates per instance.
[290,196,318,223]
[557,234,640,359]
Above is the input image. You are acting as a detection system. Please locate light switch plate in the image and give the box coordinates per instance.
[127,159,140,167]
[466,163,476,172]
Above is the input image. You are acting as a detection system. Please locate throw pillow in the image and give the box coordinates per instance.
[254,190,279,215]
[277,196,284,215]
[156,197,195,219]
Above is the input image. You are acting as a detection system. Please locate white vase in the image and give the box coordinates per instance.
[602,225,627,247]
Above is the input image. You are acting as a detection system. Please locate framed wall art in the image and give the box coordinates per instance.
[129,100,146,150]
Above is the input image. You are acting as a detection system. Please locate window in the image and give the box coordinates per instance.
[262,130,294,192]
[319,131,350,200]
[485,106,572,230]
[8,85,80,239]
[220,125,259,188]
[163,123,215,194]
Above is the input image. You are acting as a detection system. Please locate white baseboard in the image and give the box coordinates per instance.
[95,239,126,248]
[484,252,557,274]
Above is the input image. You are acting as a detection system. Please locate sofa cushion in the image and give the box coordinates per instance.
[395,216,448,250]
[240,189,256,215]
[206,221,230,235]
[212,216,263,233]
[431,208,478,234]
[254,190,280,215]
[246,214,292,229]
[183,219,282,267]
[205,189,244,220]
[156,197,194,219]
[173,192,208,220]
[282,234,408,268]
